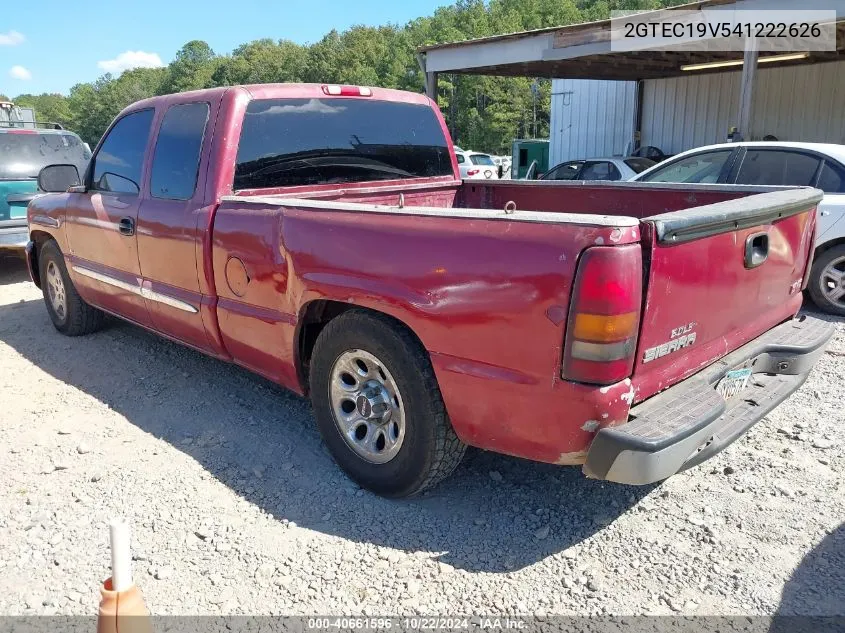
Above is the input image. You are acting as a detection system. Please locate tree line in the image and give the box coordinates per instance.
[7,0,676,154]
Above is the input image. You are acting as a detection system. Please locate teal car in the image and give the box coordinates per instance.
[0,126,90,250]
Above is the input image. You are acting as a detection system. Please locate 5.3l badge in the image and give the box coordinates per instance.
[642,322,697,363]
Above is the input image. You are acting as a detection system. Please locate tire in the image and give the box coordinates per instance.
[39,240,106,336]
[309,309,466,498]
[808,245,845,317]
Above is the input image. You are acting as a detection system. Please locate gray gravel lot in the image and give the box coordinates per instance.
[0,253,843,617]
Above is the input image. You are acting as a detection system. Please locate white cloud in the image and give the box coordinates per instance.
[9,65,31,80]
[97,50,164,74]
[0,30,25,46]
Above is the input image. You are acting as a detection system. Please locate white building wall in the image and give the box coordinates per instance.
[549,61,845,161]
[641,72,740,154]
[549,79,636,165]
[642,60,845,153]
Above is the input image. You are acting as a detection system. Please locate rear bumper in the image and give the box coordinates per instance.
[0,223,27,250]
[584,314,834,485]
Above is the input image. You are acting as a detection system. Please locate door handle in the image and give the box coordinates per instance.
[744,231,769,269]
[118,217,135,236]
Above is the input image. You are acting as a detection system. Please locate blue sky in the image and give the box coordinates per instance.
[1,0,449,96]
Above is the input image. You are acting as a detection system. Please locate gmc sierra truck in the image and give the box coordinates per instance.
[24,83,833,497]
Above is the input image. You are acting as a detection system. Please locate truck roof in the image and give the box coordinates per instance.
[123,83,435,115]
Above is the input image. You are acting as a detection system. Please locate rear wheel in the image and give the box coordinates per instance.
[39,240,105,336]
[808,245,845,316]
[309,310,466,497]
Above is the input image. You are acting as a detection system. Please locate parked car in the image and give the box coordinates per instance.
[630,145,673,163]
[456,151,500,180]
[0,124,90,251]
[25,84,832,497]
[633,141,845,315]
[540,156,656,182]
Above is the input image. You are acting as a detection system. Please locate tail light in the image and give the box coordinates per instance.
[562,244,642,385]
[321,84,372,97]
[467,169,480,176]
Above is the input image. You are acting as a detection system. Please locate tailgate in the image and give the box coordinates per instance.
[632,187,823,402]
[0,180,37,222]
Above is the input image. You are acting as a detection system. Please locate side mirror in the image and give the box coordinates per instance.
[38,164,81,193]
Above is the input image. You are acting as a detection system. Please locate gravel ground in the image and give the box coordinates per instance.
[0,252,843,617]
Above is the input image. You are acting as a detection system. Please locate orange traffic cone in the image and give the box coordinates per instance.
[97,518,153,633]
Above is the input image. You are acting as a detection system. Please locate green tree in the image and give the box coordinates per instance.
[11,0,681,150]
[212,39,308,86]
[164,40,218,93]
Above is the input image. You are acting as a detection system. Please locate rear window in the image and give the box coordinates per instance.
[469,154,494,166]
[817,161,845,193]
[624,157,656,173]
[0,132,89,180]
[234,98,453,190]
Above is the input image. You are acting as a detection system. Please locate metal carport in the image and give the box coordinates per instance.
[417,0,845,144]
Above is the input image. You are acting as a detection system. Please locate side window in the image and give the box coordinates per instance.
[545,161,583,181]
[815,161,845,193]
[456,154,465,164]
[91,109,154,194]
[580,161,621,181]
[640,150,733,184]
[735,150,820,187]
[150,103,209,200]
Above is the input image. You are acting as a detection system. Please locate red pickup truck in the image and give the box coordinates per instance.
[25,84,833,497]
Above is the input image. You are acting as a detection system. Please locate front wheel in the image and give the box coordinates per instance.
[309,310,466,497]
[39,240,106,336]
[808,245,845,316]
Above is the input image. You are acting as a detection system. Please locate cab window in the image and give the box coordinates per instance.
[90,109,154,194]
[150,102,209,200]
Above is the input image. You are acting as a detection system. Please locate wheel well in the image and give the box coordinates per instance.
[27,230,55,288]
[815,237,845,260]
[296,300,425,394]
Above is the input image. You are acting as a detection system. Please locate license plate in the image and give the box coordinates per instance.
[717,368,752,400]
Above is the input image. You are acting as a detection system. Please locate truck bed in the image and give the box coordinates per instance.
[213,179,822,465]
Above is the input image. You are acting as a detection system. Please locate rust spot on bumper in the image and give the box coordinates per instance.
[555,450,588,465]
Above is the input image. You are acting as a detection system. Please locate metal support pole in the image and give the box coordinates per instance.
[428,72,439,102]
[633,79,644,153]
[416,53,438,101]
[736,37,759,141]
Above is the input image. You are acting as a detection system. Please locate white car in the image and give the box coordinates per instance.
[456,152,500,180]
[633,141,845,315]
[538,156,656,182]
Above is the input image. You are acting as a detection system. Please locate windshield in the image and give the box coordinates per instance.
[624,157,656,174]
[0,132,90,180]
[234,98,453,189]
[639,150,733,184]
[469,154,494,166]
